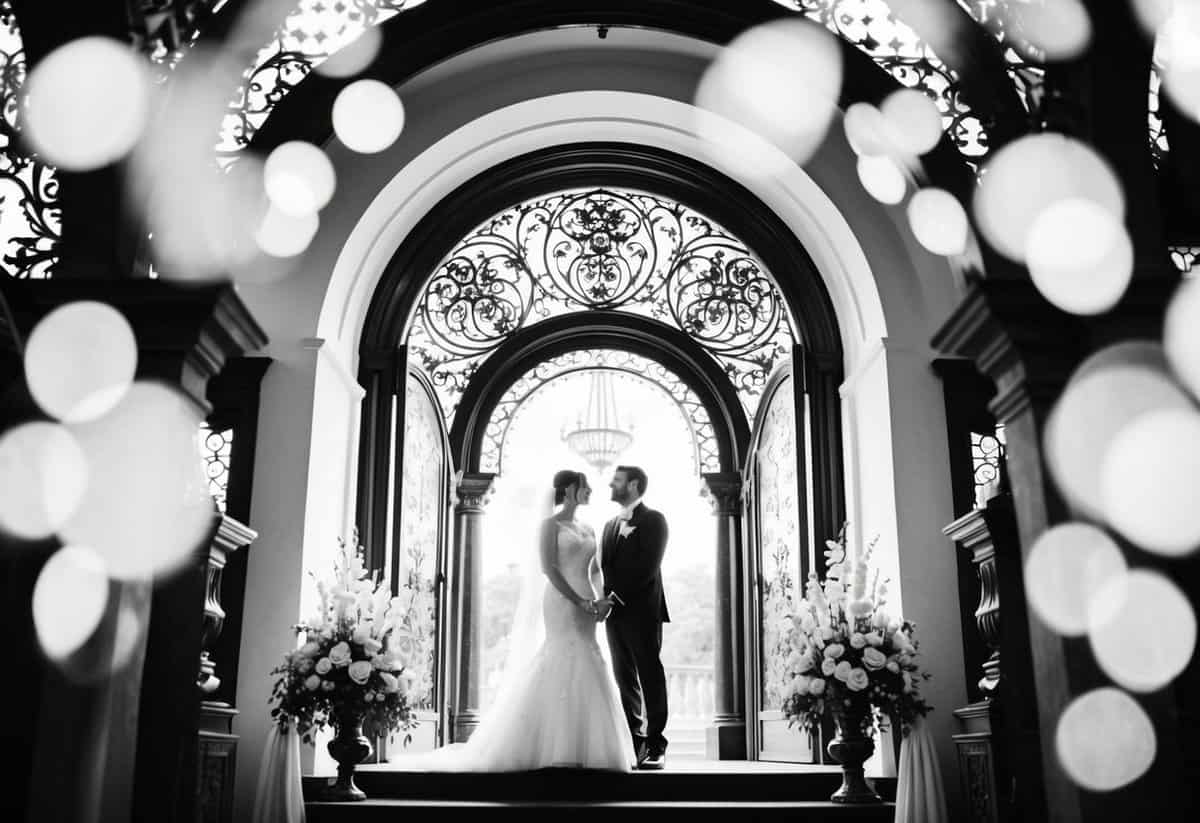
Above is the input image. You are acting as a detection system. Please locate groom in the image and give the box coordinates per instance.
[597,465,670,770]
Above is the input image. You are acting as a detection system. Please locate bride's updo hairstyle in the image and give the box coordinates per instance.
[552,470,588,504]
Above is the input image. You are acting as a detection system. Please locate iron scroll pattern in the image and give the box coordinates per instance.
[408,187,796,425]
[199,423,233,513]
[757,376,801,712]
[480,350,721,477]
[0,3,61,279]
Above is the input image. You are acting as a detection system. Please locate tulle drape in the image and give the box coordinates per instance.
[894,714,948,823]
[252,718,306,823]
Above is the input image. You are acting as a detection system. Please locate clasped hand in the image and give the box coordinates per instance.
[582,596,614,622]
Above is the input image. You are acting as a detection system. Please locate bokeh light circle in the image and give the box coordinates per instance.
[1088,569,1196,691]
[59,382,215,581]
[0,422,88,540]
[856,154,906,205]
[1056,688,1155,791]
[1045,348,1193,521]
[906,187,968,256]
[1026,198,1133,316]
[1165,278,1200,401]
[843,102,893,156]
[25,301,137,423]
[314,26,383,78]
[974,133,1124,262]
[255,205,320,258]
[23,37,152,171]
[33,545,109,662]
[263,141,336,217]
[1100,407,1200,556]
[332,80,405,154]
[879,88,943,156]
[1004,0,1092,61]
[1024,523,1127,636]
[695,20,843,171]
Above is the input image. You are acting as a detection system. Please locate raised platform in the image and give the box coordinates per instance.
[304,761,896,821]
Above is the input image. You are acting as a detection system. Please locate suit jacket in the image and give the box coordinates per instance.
[601,502,670,624]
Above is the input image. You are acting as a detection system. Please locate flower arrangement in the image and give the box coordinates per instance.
[782,524,932,738]
[268,532,422,744]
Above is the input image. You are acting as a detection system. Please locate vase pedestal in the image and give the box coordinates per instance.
[828,707,883,804]
[325,712,373,802]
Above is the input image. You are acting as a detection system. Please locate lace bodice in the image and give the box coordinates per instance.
[553,519,599,596]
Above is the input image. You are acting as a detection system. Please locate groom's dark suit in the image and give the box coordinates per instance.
[601,501,670,758]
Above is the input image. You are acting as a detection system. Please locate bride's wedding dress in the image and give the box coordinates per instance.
[392,519,635,772]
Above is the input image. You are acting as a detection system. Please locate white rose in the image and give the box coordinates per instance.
[824,643,845,660]
[352,625,371,646]
[865,631,883,647]
[795,651,814,674]
[321,679,335,692]
[862,647,887,671]
[793,675,812,696]
[820,626,834,641]
[364,638,383,656]
[886,659,901,674]
[328,642,352,667]
[378,671,400,693]
[849,633,867,649]
[834,661,853,682]
[315,657,332,675]
[297,657,314,674]
[300,641,321,657]
[304,674,321,691]
[809,677,826,696]
[821,658,837,676]
[846,668,870,692]
[348,660,373,684]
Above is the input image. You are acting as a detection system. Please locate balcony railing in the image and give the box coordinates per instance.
[664,663,715,726]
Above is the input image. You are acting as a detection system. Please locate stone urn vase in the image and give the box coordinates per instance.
[827,701,883,804]
[325,706,372,801]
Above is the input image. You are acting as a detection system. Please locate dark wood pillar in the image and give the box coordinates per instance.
[702,471,745,760]
[450,471,494,743]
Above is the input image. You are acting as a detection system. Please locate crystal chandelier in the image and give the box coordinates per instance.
[562,371,634,473]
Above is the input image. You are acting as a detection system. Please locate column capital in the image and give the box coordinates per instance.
[454,472,496,512]
[701,472,742,516]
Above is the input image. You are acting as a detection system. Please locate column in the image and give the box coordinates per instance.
[451,472,495,743]
[702,472,746,760]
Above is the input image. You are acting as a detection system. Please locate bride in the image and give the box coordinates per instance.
[391,469,636,771]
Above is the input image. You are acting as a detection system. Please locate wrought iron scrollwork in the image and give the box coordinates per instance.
[480,349,720,476]
[199,423,233,513]
[407,187,796,424]
[0,3,61,279]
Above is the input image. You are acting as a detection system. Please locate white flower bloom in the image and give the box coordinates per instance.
[376,692,386,702]
[315,657,332,675]
[865,631,883,647]
[846,667,870,692]
[862,647,887,671]
[379,671,399,693]
[300,641,321,657]
[834,661,853,682]
[321,679,335,692]
[886,660,901,674]
[809,677,826,696]
[365,691,375,702]
[892,630,912,652]
[820,626,835,641]
[821,657,837,676]
[364,638,383,656]
[352,625,371,646]
[328,642,352,667]
[849,633,867,649]
[348,660,373,684]
[304,674,321,691]
[297,657,314,674]
[824,643,846,660]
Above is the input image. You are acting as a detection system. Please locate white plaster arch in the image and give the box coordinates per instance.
[318,90,889,374]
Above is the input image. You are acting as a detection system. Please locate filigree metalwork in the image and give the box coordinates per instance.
[756,375,800,711]
[970,425,1005,507]
[218,0,423,155]
[480,350,720,476]
[0,3,61,278]
[199,423,233,513]
[128,0,221,68]
[1170,245,1198,278]
[408,187,796,424]
[1149,53,1170,170]
[785,0,988,164]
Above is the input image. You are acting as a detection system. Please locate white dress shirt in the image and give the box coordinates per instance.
[609,497,643,607]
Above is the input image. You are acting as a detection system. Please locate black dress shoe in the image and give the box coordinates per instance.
[638,752,665,770]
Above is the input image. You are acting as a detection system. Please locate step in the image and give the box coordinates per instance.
[305,798,896,822]
[303,764,897,804]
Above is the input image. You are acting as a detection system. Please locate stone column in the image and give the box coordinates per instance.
[702,472,746,760]
[451,472,495,743]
